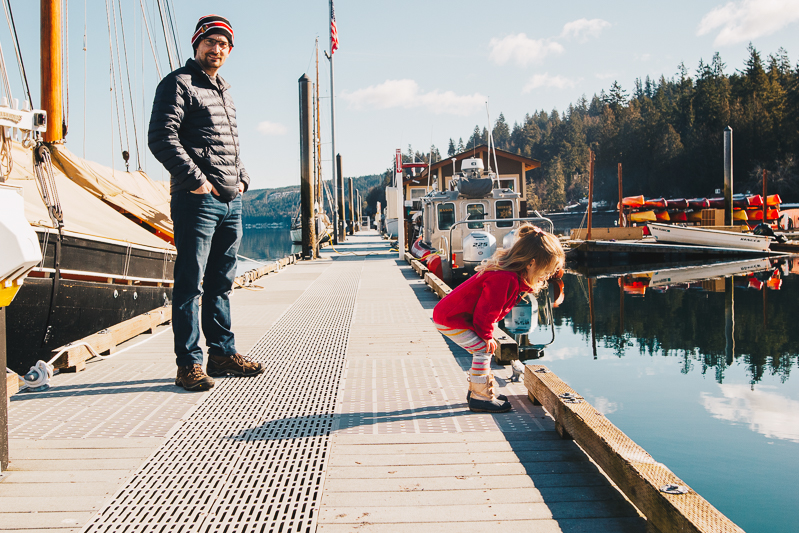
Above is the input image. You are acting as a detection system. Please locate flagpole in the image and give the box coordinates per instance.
[328,0,339,244]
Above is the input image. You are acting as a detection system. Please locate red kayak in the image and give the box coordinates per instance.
[687,198,710,209]
[747,194,764,207]
[644,198,667,209]
[618,195,645,209]
[766,194,782,206]
[669,211,688,222]
[666,198,688,210]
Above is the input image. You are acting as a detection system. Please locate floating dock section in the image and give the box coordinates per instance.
[1,230,744,532]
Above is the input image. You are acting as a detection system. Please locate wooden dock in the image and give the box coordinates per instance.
[2,230,723,532]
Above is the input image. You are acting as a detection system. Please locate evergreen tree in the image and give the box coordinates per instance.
[447,138,456,157]
[457,137,465,152]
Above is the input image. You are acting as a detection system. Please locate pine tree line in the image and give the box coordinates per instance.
[447,44,799,211]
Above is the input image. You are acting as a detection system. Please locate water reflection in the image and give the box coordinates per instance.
[701,384,799,443]
[555,256,799,385]
[239,227,295,262]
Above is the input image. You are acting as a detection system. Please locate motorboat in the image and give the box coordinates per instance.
[647,223,773,251]
[410,157,552,284]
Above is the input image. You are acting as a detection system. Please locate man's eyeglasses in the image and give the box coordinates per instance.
[202,38,230,50]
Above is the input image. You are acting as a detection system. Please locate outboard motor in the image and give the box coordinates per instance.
[462,231,496,270]
[504,295,537,335]
[753,223,786,243]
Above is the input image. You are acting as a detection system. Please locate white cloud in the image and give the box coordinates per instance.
[341,79,486,116]
[257,121,287,136]
[523,73,576,93]
[701,384,799,442]
[697,0,799,46]
[488,33,564,66]
[560,18,611,43]
[591,396,619,415]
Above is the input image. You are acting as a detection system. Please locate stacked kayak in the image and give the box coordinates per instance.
[619,194,782,228]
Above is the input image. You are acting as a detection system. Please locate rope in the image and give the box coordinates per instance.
[109,0,131,170]
[105,0,125,170]
[116,0,141,169]
[164,0,181,65]
[2,0,32,108]
[139,0,162,79]
[33,143,64,228]
[0,126,12,179]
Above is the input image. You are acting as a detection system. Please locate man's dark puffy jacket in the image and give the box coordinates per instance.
[148,58,249,202]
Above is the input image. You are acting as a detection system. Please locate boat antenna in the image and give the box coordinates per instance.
[486,100,500,188]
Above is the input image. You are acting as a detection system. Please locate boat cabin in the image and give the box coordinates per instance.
[403,144,540,207]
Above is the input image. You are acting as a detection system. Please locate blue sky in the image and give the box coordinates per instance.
[4,1,799,190]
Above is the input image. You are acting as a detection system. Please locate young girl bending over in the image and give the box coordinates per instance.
[433,224,565,413]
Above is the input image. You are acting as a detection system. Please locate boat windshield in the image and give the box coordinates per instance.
[437,203,455,230]
[496,200,514,228]
[466,203,485,229]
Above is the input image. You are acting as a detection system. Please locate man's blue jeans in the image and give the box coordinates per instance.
[170,190,242,367]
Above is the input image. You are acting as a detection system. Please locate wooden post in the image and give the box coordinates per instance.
[41,0,63,143]
[587,150,595,241]
[725,276,734,366]
[618,162,623,227]
[337,154,346,242]
[355,189,361,231]
[723,127,733,227]
[298,74,316,258]
[588,277,597,359]
[762,169,767,226]
[1,307,8,471]
[348,177,355,235]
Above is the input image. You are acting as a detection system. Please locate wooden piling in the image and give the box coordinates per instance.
[299,74,316,258]
[348,178,355,235]
[724,127,733,227]
[337,154,346,241]
[587,150,595,241]
[762,168,767,226]
[618,162,623,227]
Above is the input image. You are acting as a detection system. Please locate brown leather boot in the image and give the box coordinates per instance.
[207,353,264,377]
[175,364,215,391]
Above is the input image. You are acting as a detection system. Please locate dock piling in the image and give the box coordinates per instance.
[724,126,733,226]
[299,74,316,258]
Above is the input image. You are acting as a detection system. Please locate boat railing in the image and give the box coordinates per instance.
[447,216,554,260]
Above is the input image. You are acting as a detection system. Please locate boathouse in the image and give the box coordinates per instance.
[403,144,540,203]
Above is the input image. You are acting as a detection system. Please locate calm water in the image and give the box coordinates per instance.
[237,227,297,272]
[240,227,798,532]
[519,258,799,533]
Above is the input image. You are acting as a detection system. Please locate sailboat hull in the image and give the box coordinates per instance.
[5,229,174,374]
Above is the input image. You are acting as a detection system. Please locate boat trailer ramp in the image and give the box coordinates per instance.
[1,230,743,533]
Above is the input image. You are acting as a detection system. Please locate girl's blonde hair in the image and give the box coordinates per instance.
[475,223,565,294]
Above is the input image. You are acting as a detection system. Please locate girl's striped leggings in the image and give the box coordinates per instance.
[434,324,491,376]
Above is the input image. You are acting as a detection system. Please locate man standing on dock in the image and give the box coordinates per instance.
[148,14,264,391]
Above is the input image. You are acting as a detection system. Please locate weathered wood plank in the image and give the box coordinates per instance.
[6,369,19,398]
[524,364,745,533]
[423,272,451,299]
[52,307,171,370]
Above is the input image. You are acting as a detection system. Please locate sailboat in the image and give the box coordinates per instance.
[2,0,176,374]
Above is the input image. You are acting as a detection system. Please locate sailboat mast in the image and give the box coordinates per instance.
[41,0,63,143]
[328,0,339,243]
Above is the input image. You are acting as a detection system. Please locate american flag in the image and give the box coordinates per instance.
[330,1,339,54]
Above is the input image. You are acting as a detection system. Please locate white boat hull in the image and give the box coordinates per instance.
[648,223,772,251]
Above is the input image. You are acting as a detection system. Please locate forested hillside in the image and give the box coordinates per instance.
[371,45,796,213]
[456,45,799,211]
[243,174,382,223]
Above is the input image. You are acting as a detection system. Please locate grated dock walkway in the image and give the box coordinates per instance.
[2,231,648,532]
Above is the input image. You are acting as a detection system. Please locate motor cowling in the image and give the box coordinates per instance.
[462,231,496,263]
[504,295,537,335]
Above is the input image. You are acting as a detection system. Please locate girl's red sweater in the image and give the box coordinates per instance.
[433,270,532,341]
